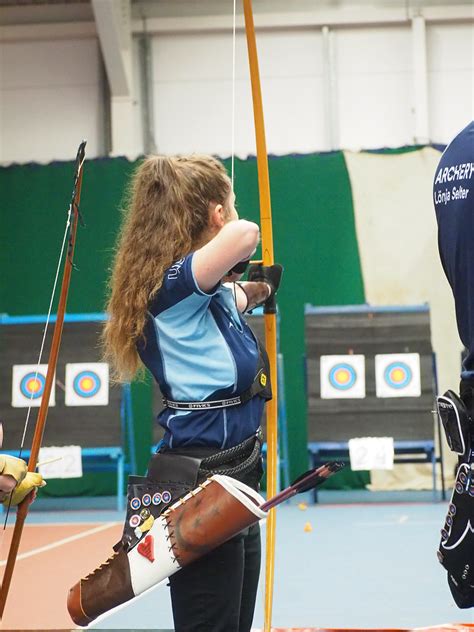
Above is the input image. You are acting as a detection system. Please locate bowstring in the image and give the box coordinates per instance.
[19,216,71,452]
[229,0,237,316]
[231,0,236,190]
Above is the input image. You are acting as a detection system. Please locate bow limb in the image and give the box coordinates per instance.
[0,141,86,619]
[242,3,277,631]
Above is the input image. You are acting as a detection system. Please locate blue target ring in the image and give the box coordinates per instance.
[20,372,46,399]
[328,363,357,391]
[73,370,101,398]
[383,362,412,390]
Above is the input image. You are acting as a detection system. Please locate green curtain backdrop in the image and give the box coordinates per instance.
[0,151,366,496]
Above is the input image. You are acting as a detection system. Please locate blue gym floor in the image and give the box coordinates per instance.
[26,490,472,630]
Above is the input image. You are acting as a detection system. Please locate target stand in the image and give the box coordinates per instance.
[305,304,445,502]
[0,313,136,510]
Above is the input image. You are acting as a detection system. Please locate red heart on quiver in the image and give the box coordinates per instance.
[137,535,155,562]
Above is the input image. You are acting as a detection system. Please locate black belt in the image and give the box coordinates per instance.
[163,395,244,410]
[163,356,272,411]
[199,429,263,478]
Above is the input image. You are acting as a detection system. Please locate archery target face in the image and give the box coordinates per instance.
[375,353,421,398]
[65,363,109,406]
[12,364,55,408]
[320,355,366,399]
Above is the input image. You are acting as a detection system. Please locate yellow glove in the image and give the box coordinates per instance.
[0,455,28,485]
[5,472,46,507]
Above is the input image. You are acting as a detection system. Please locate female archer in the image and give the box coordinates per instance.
[102,154,281,632]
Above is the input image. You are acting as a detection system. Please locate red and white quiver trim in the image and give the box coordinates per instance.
[67,475,267,626]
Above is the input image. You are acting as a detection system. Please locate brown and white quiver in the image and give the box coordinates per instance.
[67,474,267,626]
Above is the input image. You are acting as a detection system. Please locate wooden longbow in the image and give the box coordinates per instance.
[242,3,278,630]
[0,141,86,618]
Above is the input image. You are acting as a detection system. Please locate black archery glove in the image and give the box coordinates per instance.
[247,263,283,314]
[228,259,250,275]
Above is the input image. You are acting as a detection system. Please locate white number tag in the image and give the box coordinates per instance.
[348,437,394,471]
[38,446,83,479]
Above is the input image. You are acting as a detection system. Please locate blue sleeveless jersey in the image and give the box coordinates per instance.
[137,253,265,448]
[433,120,474,377]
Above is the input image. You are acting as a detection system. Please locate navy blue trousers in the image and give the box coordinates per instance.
[169,523,261,632]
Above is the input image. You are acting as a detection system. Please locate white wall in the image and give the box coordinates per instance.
[151,29,325,156]
[149,19,472,157]
[336,25,414,149]
[0,3,472,164]
[0,36,104,163]
[427,22,474,143]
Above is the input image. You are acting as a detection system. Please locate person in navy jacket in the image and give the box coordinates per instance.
[434,121,474,609]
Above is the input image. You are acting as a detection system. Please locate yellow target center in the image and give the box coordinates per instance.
[30,379,40,392]
[337,370,350,384]
[392,369,404,382]
[82,378,93,390]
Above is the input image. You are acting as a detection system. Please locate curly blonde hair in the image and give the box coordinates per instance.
[103,154,232,382]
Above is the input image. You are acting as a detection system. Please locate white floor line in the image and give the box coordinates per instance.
[0,522,119,566]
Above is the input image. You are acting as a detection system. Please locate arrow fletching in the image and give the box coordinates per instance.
[260,461,345,512]
[291,461,345,493]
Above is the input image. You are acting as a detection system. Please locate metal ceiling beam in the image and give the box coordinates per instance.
[130,3,473,34]
[91,0,140,157]
[91,0,132,97]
